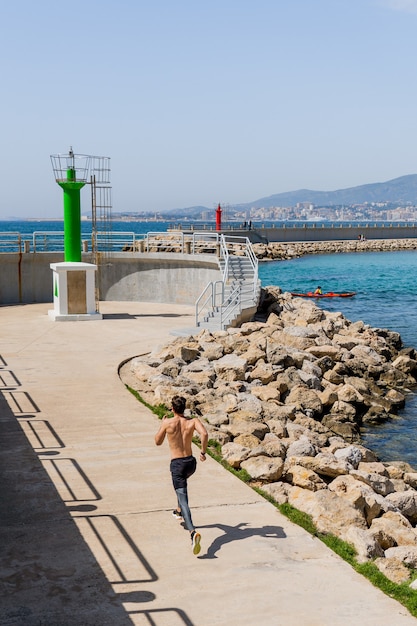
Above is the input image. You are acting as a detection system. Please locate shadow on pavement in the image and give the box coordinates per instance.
[198,522,287,559]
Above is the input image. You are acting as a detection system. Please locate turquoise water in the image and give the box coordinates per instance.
[259,251,417,348]
[259,251,417,465]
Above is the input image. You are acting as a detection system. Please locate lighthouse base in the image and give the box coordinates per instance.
[49,262,102,322]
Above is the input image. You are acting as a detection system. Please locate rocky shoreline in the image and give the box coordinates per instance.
[252,237,417,261]
[123,286,417,585]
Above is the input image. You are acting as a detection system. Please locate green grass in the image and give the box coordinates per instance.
[126,386,170,419]
[128,386,417,617]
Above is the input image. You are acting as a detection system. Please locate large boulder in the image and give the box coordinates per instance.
[287,487,367,536]
[240,456,284,481]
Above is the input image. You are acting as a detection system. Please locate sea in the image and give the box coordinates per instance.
[2,219,417,465]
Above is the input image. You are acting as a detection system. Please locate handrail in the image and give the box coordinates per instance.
[0,232,22,253]
[33,231,65,252]
[220,283,241,328]
[195,282,214,325]
[31,230,142,252]
[195,233,260,329]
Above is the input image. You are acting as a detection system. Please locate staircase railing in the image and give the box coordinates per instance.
[195,280,224,327]
[195,234,260,329]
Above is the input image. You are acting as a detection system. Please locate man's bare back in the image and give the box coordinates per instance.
[155,410,208,461]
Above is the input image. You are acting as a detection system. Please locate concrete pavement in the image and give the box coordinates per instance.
[0,301,416,626]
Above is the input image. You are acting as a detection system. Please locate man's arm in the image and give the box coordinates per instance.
[155,417,168,446]
[194,418,209,461]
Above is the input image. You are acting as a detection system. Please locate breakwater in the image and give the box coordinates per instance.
[222,224,417,244]
[251,237,417,261]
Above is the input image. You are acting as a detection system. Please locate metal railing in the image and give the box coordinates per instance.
[195,280,224,326]
[195,234,260,329]
[0,232,22,252]
[0,229,222,253]
[29,231,144,253]
[144,231,220,253]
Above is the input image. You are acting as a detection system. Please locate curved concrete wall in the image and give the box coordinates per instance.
[0,252,63,304]
[98,253,221,304]
[0,252,221,305]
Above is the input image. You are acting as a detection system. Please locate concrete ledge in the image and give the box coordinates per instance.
[48,310,103,321]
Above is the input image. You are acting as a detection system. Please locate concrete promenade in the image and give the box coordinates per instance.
[1,301,416,626]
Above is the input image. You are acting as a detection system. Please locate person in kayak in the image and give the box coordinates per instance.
[314,286,322,295]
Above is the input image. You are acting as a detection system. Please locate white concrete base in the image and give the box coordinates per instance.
[49,261,101,322]
[48,310,103,322]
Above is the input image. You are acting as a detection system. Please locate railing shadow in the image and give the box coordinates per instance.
[197,522,287,559]
[0,388,136,625]
[0,354,196,626]
[129,607,195,625]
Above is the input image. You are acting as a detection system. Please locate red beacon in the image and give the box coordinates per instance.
[215,203,222,231]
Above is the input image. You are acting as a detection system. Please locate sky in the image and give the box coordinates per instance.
[2,0,417,218]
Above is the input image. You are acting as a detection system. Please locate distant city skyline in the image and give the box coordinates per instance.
[2,0,417,218]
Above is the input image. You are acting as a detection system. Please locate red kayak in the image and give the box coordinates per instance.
[291,291,356,298]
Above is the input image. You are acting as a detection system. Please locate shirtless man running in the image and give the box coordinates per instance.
[155,395,208,554]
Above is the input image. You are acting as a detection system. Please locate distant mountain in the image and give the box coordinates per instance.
[237,174,417,209]
[160,175,417,217]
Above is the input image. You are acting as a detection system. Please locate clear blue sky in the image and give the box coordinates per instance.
[2,0,417,218]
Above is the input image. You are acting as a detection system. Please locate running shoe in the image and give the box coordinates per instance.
[191,531,201,555]
[172,509,183,520]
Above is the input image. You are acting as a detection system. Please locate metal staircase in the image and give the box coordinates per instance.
[195,235,261,331]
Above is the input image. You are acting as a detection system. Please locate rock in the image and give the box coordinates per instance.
[392,355,417,374]
[250,385,281,402]
[334,445,363,469]
[328,474,382,525]
[175,344,200,362]
[261,434,287,458]
[234,434,262,449]
[226,418,270,440]
[385,545,417,568]
[284,465,327,491]
[357,461,388,476]
[247,360,276,384]
[336,384,364,403]
[385,490,417,524]
[260,481,290,504]
[288,488,367,536]
[321,417,360,443]
[349,469,396,497]
[285,385,323,415]
[344,526,384,563]
[221,442,251,468]
[319,387,339,405]
[240,455,284,481]
[204,412,229,426]
[373,557,411,583]
[200,340,224,361]
[370,511,417,549]
[130,359,157,382]
[404,473,417,489]
[286,436,318,458]
[287,453,350,479]
[213,354,248,381]
[265,419,287,438]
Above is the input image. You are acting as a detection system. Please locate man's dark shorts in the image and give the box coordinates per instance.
[170,455,197,489]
